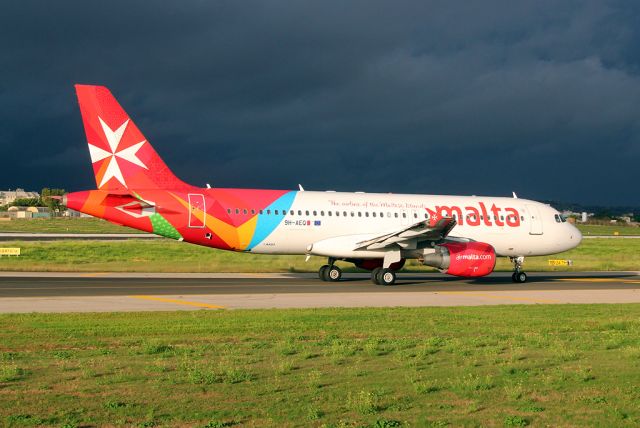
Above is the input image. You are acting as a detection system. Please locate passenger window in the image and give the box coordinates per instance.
[235,208,239,214]
[305,210,309,216]
[343,211,347,217]
[251,209,255,215]
[267,209,271,215]
[394,213,398,218]
[351,212,355,217]
[321,211,324,216]
[275,210,279,215]
[335,211,339,216]
[243,209,247,215]
[358,212,362,217]
[313,211,317,216]
[365,212,369,217]
[328,211,332,216]
[259,210,263,215]
[372,212,376,217]
[380,212,384,218]
[290,210,294,215]
[402,213,406,218]
[227,208,231,214]
[298,210,302,215]
[414,213,418,218]
[521,216,524,221]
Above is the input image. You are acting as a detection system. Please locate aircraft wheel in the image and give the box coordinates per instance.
[378,269,396,286]
[371,267,382,284]
[327,265,342,282]
[319,265,330,281]
[514,272,527,283]
[511,273,517,282]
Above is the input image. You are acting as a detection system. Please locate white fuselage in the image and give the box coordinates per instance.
[249,191,582,258]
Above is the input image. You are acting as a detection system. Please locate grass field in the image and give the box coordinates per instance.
[1,218,639,236]
[578,224,640,236]
[0,218,142,234]
[0,237,638,273]
[2,305,640,426]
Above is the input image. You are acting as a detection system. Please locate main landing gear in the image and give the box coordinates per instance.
[510,256,527,283]
[317,259,397,285]
[318,258,342,282]
[371,267,396,286]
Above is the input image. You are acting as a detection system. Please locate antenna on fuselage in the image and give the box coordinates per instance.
[512,191,518,199]
[298,184,305,191]
[206,183,211,189]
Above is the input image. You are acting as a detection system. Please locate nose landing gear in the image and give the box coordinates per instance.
[510,256,527,283]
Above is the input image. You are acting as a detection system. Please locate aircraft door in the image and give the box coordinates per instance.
[525,204,543,235]
[188,194,206,228]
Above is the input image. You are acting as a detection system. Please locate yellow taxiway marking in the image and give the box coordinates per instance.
[129,295,225,309]
[556,278,640,284]
[439,291,560,304]
[80,272,108,277]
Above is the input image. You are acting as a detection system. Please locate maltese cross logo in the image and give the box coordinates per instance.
[89,117,148,188]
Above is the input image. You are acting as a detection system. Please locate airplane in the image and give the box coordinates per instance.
[63,85,582,285]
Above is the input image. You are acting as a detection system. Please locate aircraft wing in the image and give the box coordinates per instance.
[354,217,457,251]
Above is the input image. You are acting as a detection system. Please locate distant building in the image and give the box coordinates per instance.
[0,188,39,206]
[7,206,51,219]
[64,209,94,218]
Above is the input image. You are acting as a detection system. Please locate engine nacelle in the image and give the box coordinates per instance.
[421,242,496,277]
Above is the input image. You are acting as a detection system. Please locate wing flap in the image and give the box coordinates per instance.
[355,217,457,251]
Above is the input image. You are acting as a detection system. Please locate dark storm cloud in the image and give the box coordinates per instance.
[1,0,639,205]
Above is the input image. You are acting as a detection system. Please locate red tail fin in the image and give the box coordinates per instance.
[75,84,191,191]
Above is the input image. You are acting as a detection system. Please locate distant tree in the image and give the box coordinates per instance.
[0,205,7,212]
[40,188,66,212]
[11,198,40,207]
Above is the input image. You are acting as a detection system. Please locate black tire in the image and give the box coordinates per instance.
[515,272,527,283]
[318,265,329,281]
[511,272,517,282]
[327,265,342,282]
[371,267,382,284]
[379,268,396,286]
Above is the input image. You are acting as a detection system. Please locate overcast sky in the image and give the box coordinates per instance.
[1,1,639,205]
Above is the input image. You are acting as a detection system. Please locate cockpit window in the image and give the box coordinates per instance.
[554,214,562,223]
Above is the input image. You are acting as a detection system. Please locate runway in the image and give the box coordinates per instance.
[1,271,639,312]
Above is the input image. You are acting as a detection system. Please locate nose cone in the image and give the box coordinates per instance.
[565,223,582,250]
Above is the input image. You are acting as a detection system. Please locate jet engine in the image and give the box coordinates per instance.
[421,242,496,277]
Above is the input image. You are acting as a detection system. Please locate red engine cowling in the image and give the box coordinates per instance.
[421,241,496,277]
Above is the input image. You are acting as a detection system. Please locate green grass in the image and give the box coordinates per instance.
[0,237,638,272]
[577,224,640,236]
[0,217,143,233]
[2,305,640,426]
